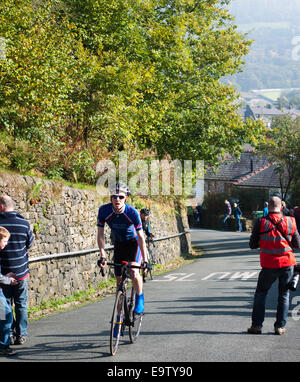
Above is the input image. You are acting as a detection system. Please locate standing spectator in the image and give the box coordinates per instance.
[292,206,300,232]
[192,207,199,226]
[0,226,18,357]
[0,195,34,345]
[248,196,300,335]
[140,208,154,238]
[263,202,268,217]
[196,204,203,227]
[222,199,231,231]
[233,203,242,232]
[281,201,290,216]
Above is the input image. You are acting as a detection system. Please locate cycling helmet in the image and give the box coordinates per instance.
[140,208,150,215]
[110,182,130,196]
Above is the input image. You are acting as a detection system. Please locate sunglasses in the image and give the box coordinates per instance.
[112,194,126,200]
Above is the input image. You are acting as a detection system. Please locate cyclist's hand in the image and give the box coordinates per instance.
[142,261,149,274]
[97,257,107,276]
[97,257,107,268]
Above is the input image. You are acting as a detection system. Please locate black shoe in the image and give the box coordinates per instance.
[10,335,16,345]
[247,326,262,334]
[15,335,27,345]
[0,347,17,356]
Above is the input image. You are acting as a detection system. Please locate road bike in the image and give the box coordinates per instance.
[143,237,157,282]
[100,261,145,356]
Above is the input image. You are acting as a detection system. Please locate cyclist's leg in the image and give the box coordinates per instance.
[129,239,143,291]
[113,248,123,315]
[130,264,143,295]
[115,240,142,295]
[130,267,144,314]
[131,242,144,314]
[116,238,144,314]
[112,271,123,339]
[116,276,122,286]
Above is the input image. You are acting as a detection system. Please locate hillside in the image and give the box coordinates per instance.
[226,0,300,91]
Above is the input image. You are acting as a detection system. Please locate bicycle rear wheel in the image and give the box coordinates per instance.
[128,287,143,343]
[143,265,152,282]
[147,245,157,280]
[143,246,154,282]
[110,290,124,356]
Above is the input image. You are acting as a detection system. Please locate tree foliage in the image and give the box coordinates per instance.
[0,0,264,183]
[258,116,300,202]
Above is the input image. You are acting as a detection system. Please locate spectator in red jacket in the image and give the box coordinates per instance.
[248,196,300,335]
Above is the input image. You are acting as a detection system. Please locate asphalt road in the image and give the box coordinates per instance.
[1,228,300,366]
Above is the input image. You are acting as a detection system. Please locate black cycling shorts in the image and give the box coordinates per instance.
[113,238,141,276]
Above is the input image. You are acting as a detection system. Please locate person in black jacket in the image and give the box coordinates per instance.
[0,195,34,345]
[140,209,154,239]
[233,203,242,232]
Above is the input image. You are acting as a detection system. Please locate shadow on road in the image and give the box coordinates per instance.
[5,331,115,361]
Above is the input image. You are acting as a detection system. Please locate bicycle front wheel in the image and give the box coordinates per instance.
[128,287,143,343]
[110,290,125,356]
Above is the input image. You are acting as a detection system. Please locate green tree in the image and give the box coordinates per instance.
[61,0,265,164]
[258,116,300,201]
[0,0,265,183]
[0,1,87,142]
[0,0,98,177]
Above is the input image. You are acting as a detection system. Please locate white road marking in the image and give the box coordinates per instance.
[202,271,259,281]
[152,273,196,282]
[152,271,259,282]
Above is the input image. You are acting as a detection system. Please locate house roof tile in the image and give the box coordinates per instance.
[205,151,281,188]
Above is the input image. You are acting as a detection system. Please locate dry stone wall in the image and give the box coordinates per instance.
[0,171,191,306]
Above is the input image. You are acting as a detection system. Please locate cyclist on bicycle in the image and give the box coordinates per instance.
[97,183,148,314]
[140,209,154,239]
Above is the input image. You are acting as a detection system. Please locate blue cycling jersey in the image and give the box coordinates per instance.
[97,203,142,242]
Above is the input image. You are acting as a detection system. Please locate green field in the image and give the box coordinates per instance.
[256,90,282,101]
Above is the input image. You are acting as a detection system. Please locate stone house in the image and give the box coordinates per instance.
[204,145,282,213]
[244,104,284,128]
